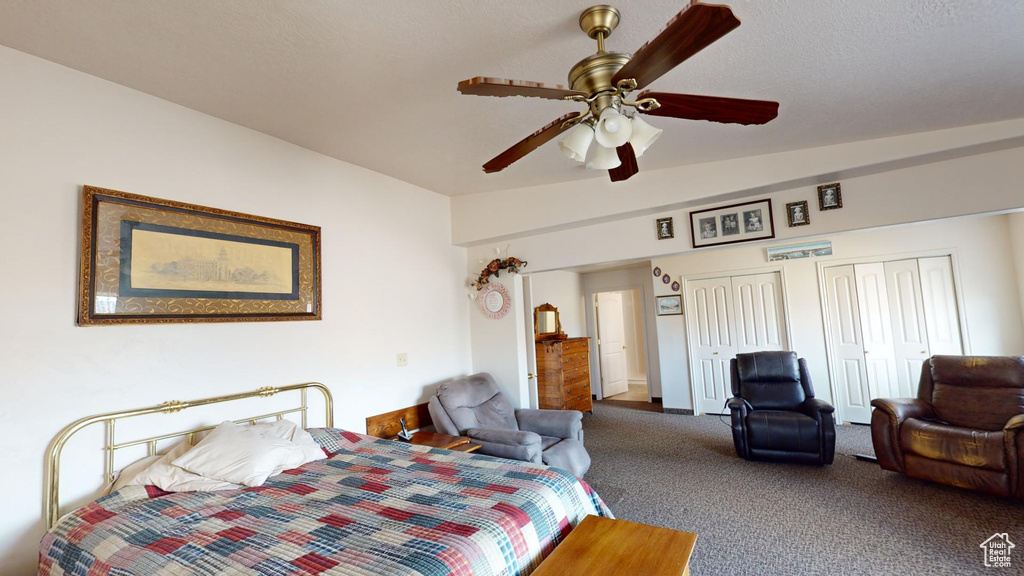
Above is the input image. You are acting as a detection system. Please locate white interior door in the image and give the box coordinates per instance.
[824,265,872,424]
[918,256,964,356]
[597,292,629,397]
[884,260,929,397]
[688,277,737,415]
[619,290,647,382]
[854,263,900,400]
[733,272,788,353]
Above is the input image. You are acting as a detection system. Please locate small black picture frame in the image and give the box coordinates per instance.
[786,201,810,227]
[656,217,674,240]
[817,183,842,211]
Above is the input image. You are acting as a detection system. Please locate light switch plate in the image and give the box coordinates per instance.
[397,353,408,367]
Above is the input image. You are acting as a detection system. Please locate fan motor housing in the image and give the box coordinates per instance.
[567,51,631,96]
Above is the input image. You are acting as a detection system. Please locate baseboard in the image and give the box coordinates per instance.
[663,408,694,415]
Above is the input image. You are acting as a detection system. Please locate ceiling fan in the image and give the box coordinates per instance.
[457,1,779,182]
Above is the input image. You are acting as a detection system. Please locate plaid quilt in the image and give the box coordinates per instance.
[40,428,611,576]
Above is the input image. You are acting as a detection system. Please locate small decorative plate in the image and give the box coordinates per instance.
[662,274,671,284]
[653,266,662,277]
[671,281,681,292]
[479,283,511,319]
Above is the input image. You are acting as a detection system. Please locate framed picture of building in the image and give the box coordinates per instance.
[78,186,321,325]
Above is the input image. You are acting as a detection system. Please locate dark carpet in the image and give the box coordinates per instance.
[582,401,1024,575]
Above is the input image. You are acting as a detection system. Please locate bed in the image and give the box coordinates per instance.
[39,383,611,576]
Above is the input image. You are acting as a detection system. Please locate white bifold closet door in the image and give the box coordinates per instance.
[688,272,788,415]
[824,256,962,424]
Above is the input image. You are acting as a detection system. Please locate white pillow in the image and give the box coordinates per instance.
[172,421,324,487]
[262,419,327,471]
[111,440,243,493]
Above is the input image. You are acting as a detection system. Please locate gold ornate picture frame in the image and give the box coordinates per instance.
[78,186,321,325]
[656,217,675,239]
[817,182,842,210]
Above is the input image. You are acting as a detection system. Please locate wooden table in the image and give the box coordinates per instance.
[391,431,480,453]
[531,515,697,576]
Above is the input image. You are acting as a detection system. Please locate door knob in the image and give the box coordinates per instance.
[527,373,535,379]
[920,350,927,354]
[622,345,627,350]
[864,350,870,354]
[713,351,720,355]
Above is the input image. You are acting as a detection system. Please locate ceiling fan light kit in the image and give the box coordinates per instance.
[628,115,663,157]
[457,2,779,182]
[587,141,622,170]
[594,107,633,148]
[559,122,595,162]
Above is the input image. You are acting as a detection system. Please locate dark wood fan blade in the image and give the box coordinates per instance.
[609,143,639,182]
[482,112,582,173]
[612,2,740,91]
[638,91,778,125]
[458,77,586,101]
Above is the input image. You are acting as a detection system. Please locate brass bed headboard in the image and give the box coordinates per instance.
[45,382,334,530]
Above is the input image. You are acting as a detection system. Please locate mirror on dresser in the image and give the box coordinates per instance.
[534,303,563,341]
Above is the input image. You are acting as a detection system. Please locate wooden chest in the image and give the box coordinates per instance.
[536,337,593,412]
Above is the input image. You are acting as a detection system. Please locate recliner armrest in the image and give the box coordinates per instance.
[726,397,749,460]
[870,398,935,423]
[515,409,583,440]
[726,397,748,416]
[1004,414,1024,432]
[870,398,934,475]
[464,427,541,447]
[798,398,835,419]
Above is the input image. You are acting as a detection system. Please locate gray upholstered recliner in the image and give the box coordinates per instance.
[428,372,591,478]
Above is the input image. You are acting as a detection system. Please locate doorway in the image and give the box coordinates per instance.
[594,289,649,402]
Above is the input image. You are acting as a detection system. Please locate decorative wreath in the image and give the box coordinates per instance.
[479,283,511,320]
[472,256,527,290]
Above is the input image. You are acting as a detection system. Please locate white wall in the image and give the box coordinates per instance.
[655,215,1024,412]
[527,271,585,337]
[1011,211,1024,320]
[464,145,1024,276]
[649,266,689,410]
[468,274,529,408]
[452,119,1024,246]
[0,46,472,573]
[581,267,663,399]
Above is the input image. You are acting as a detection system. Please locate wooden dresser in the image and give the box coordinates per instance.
[536,337,593,413]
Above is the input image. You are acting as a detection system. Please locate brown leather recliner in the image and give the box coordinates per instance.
[871,355,1024,498]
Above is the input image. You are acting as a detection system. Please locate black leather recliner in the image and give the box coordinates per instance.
[727,351,836,465]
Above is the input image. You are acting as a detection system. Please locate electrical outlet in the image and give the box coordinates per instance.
[397,353,408,367]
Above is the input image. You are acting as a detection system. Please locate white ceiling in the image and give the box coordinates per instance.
[1,1,1022,196]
